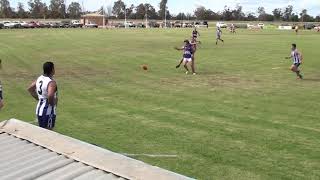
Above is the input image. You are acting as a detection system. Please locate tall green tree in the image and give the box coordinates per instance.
[232,4,245,20]
[158,0,168,19]
[272,8,282,21]
[49,0,66,19]
[135,3,157,20]
[282,5,293,21]
[0,0,13,18]
[194,6,206,20]
[28,0,47,19]
[68,2,82,19]
[299,9,313,22]
[257,6,266,20]
[112,0,125,18]
[17,2,27,18]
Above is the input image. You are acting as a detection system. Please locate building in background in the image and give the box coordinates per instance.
[81,13,108,27]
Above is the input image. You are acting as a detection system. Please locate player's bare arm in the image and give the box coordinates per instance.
[47,81,57,106]
[28,81,38,101]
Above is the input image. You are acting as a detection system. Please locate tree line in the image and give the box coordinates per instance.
[0,0,319,22]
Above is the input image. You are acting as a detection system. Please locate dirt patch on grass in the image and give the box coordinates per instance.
[159,74,260,90]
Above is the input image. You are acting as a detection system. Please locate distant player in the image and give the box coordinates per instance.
[295,25,299,35]
[230,24,236,33]
[175,40,194,74]
[190,37,201,74]
[28,62,58,130]
[0,81,4,110]
[192,28,200,39]
[216,27,224,45]
[285,44,303,79]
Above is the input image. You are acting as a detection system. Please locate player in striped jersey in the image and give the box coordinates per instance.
[0,81,4,110]
[28,62,58,130]
[216,27,224,45]
[192,28,200,39]
[286,44,303,79]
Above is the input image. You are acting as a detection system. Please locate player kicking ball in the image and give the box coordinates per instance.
[216,27,224,45]
[176,37,200,75]
[175,40,194,74]
[285,44,303,79]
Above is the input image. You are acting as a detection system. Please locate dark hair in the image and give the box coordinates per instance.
[292,43,297,48]
[184,40,190,44]
[43,62,54,76]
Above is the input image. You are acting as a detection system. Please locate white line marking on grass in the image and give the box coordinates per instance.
[121,153,178,158]
[272,67,281,70]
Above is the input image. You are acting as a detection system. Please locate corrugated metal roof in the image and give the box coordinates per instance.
[0,119,194,180]
[0,132,126,180]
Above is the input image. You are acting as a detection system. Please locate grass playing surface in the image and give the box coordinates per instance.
[0,28,319,179]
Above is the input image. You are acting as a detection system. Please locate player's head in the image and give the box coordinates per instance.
[291,43,297,50]
[43,61,55,77]
[184,39,190,45]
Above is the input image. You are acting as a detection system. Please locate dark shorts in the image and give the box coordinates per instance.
[0,91,2,100]
[294,63,301,68]
[37,114,56,129]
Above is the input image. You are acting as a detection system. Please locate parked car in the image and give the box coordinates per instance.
[216,22,227,28]
[60,20,71,28]
[124,22,135,28]
[3,21,11,28]
[28,21,39,28]
[20,21,29,28]
[70,20,83,28]
[136,23,145,28]
[85,22,98,28]
[182,23,193,28]
[3,21,21,29]
[174,21,182,28]
[114,23,125,28]
[195,21,208,28]
[49,22,60,28]
[258,23,265,29]
[148,21,160,28]
[37,22,50,28]
[305,24,315,30]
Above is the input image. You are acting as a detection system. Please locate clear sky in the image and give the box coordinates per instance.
[10,0,320,16]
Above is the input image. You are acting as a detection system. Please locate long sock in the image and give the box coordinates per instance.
[296,71,300,76]
[296,71,303,79]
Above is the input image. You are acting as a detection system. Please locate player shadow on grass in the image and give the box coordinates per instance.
[302,78,320,82]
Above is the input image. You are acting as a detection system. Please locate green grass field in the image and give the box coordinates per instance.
[0,28,319,179]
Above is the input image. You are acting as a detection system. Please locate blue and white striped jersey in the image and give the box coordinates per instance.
[35,75,57,116]
[291,49,302,64]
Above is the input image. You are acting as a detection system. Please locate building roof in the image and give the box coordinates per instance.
[0,119,194,180]
[82,13,107,18]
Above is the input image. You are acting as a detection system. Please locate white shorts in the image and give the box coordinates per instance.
[183,58,192,62]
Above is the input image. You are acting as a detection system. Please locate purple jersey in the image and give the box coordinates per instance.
[183,44,193,58]
[0,81,2,100]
